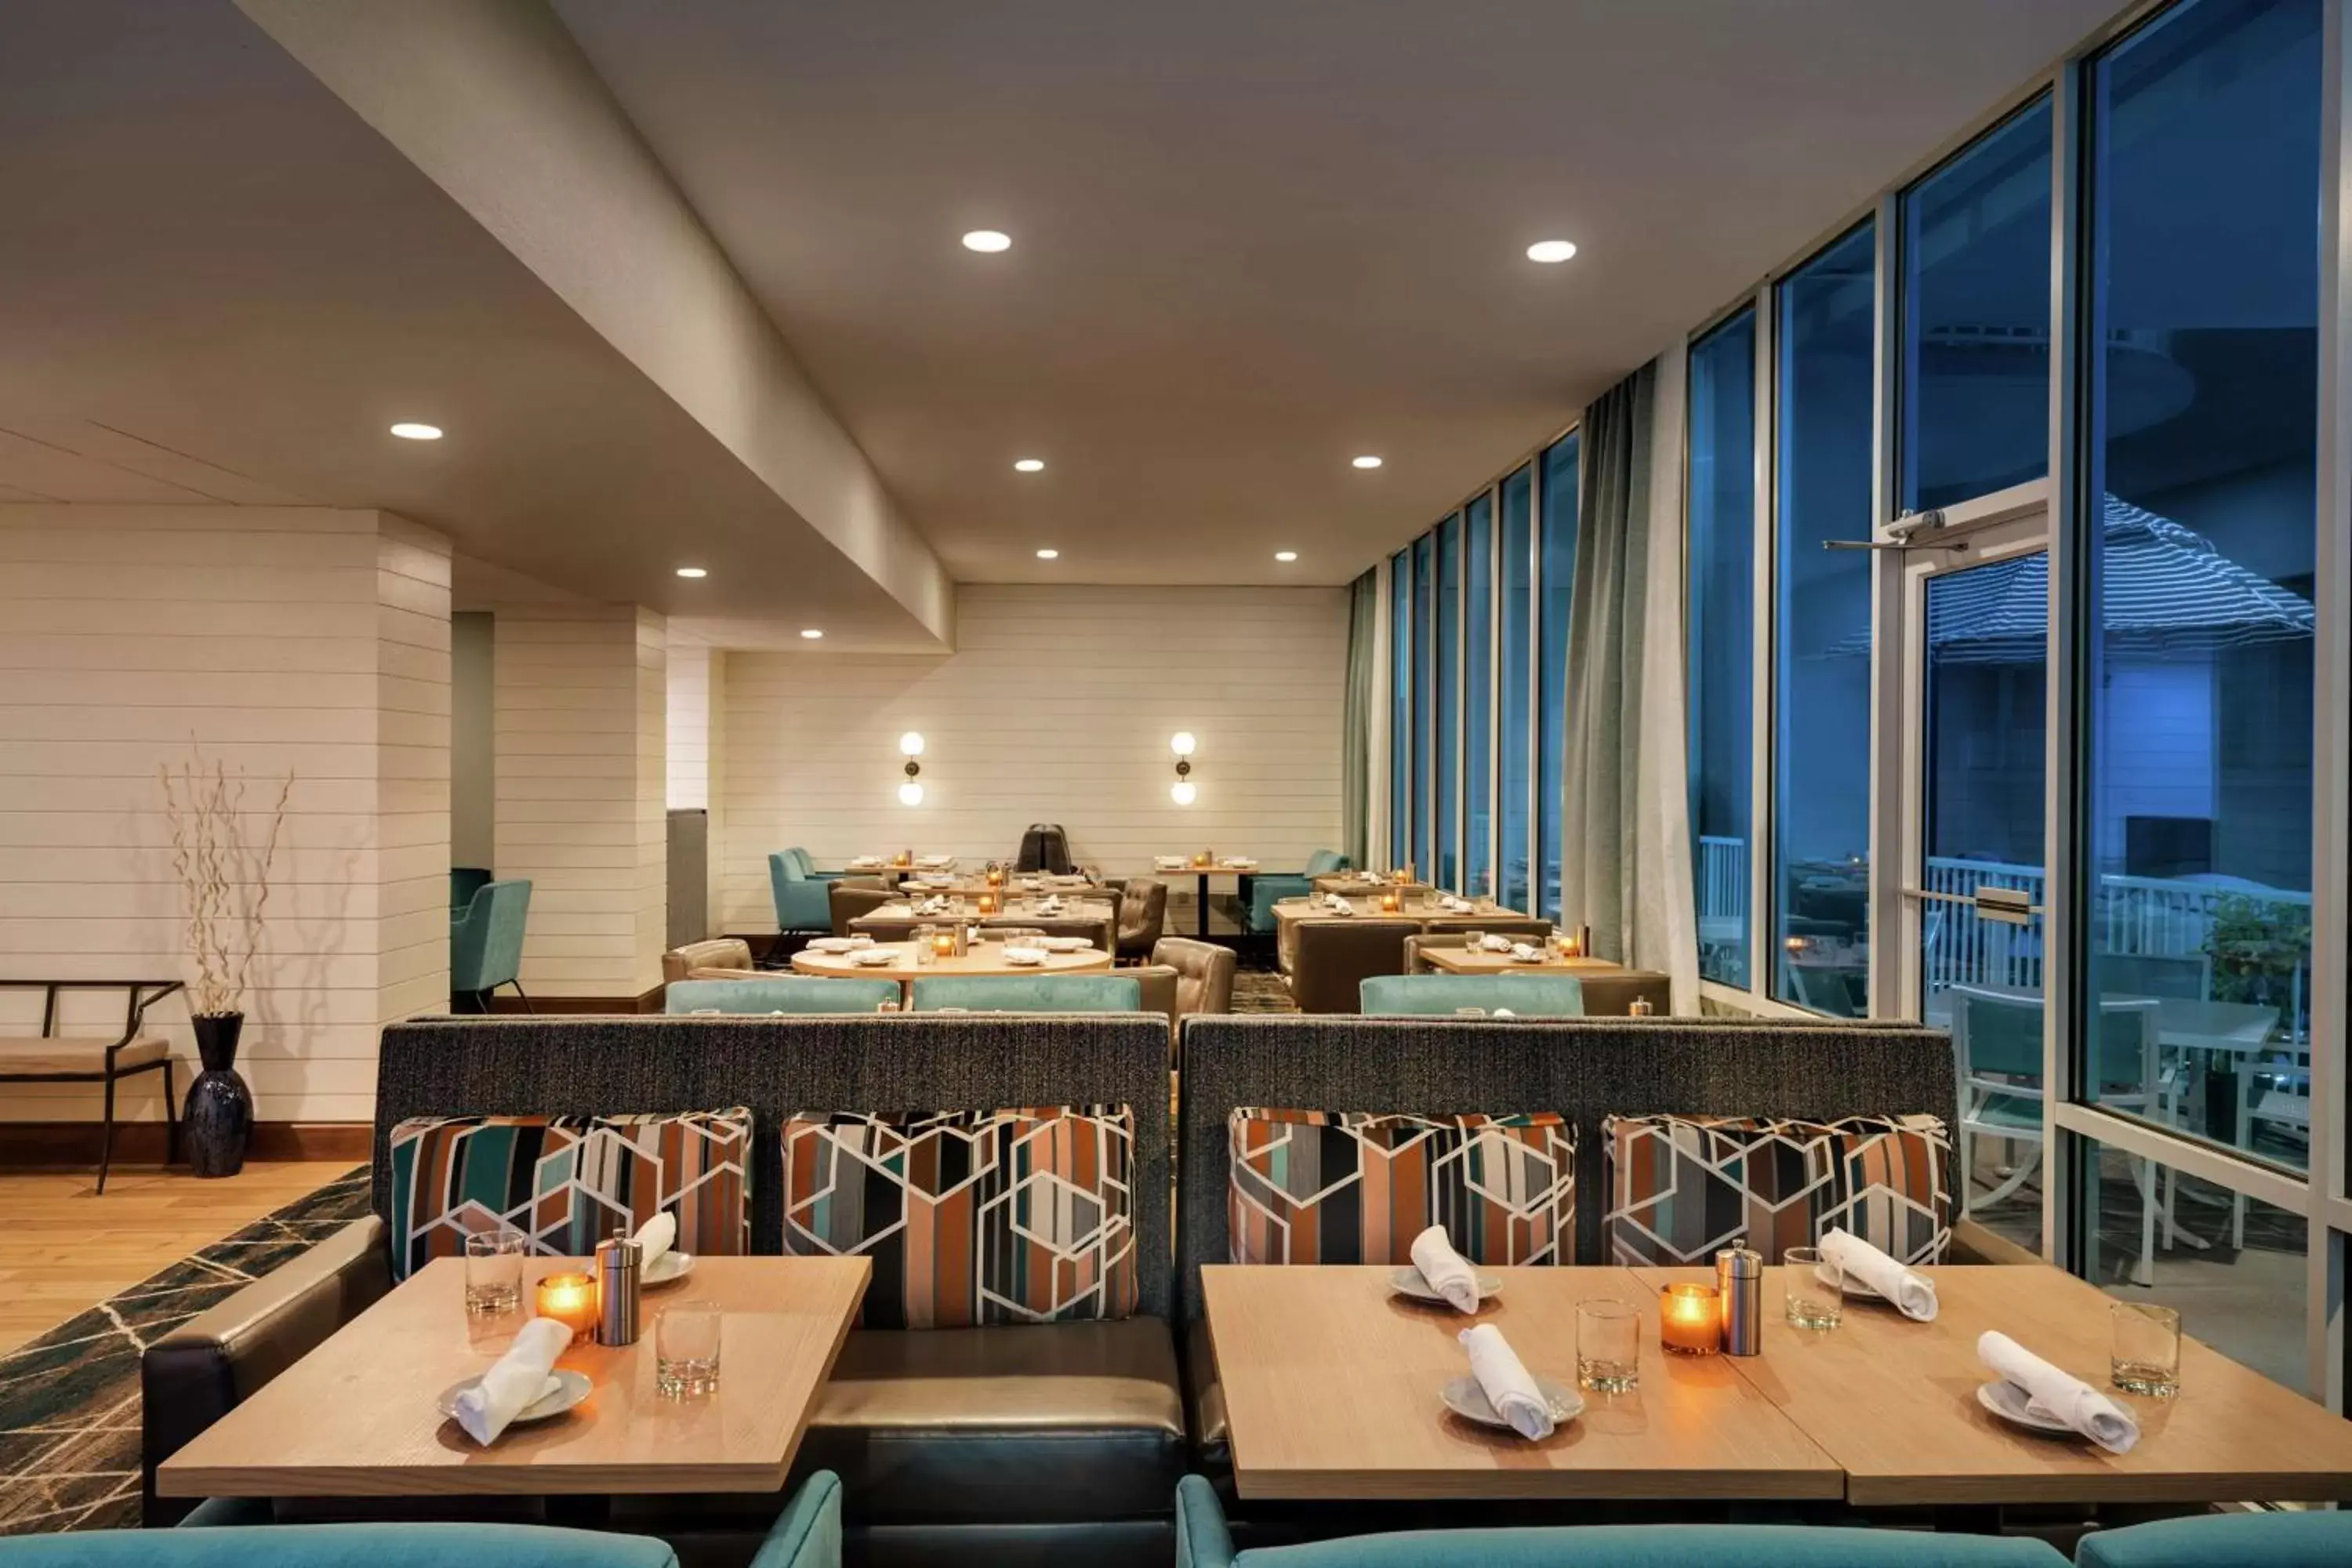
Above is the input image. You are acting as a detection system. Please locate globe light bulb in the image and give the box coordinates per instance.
[1171,780,1197,806]
[898,781,924,807]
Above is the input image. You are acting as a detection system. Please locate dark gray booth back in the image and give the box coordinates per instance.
[375,1013,1177,1317]
[1175,1014,1957,1319]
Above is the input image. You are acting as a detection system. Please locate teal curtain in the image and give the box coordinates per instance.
[1341,569,1377,867]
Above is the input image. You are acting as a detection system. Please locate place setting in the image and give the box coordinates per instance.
[1384,1226,1581,1443]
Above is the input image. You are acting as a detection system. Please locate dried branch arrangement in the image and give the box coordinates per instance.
[159,747,293,1017]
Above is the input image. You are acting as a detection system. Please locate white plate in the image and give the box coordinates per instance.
[1388,1265,1504,1305]
[1439,1374,1582,1433]
[644,1251,695,1287]
[1039,936,1093,952]
[1817,1261,1885,1301]
[436,1368,591,1428]
[1002,949,1046,966]
[851,949,898,967]
[1510,950,1548,964]
[1976,1380,2077,1436]
[808,937,854,953]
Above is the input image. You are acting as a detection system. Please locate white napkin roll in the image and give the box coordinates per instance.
[633,1211,676,1272]
[1410,1224,1482,1315]
[1976,1331,2140,1454]
[455,1316,572,1446]
[1459,1323,1554,1440]
[1481,934,1514,953]
[1510,942,1541,961]
[1820,1226,1936,1321]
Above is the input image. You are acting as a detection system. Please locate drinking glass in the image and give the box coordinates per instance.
[463,1227,527,1316]
[913,924,935,965]
[1784,1246,1843,1329]
[2111,1301,2181,1398]
[1463,929,1486,950]
[1576,1298,1639,1393]
[656,1300,724,1396]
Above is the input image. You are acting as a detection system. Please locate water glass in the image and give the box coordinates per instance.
[1783,1246,1843,1330]
[2111,1301,2181,1398]
[1576,1298,1639,1393]
[1463,929,1486,949]
[463,1228,527,1316]
[656,1300,724,1396]
[913,924,936,964]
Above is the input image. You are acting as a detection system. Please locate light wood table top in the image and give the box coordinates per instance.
[790,940,1113,989]
[856,898,1115,927]
[1271,898,1536,927]
[1632,1263,2352,1507]
[1420,949,1622,977]
[1314,876,1432,898]
[1200,1265,1842,1501]
[158,1256,869,1499]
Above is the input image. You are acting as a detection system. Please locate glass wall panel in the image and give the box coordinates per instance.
[1499,466,1535,911]
[1435,512,1463,891]
[2081,0,2321,1170]
[1900,96,2053,512]
[1411,533,1434,878]
[1464,492,1496,900]
[1774,220,1878,1016]
[1688,310,1757,987]
[1537,434,1581,924]
[1389,548,1411,866]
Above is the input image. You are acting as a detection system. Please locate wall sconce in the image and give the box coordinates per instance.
[898,731,925,806]
[1169,731,1197,806]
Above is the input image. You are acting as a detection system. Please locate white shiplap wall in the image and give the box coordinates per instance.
[720,585,1346,931]
[493,605,666,998]
[0,505,451,1126]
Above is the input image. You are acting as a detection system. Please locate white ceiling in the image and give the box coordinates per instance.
[555,0,2119,586]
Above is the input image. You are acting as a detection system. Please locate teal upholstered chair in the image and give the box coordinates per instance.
[666,977,900,1014]
[448,866,491,910]
[1359,974,1587,1017]
[1243,849,1352,935]
[2076,1512,2352,1568]
[448,878,531,1012]
[1174,1476,2061,1568]
[906,975,1143,1012]
[770,848,848,933]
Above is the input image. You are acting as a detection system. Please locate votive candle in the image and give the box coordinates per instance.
[1660,1283,1721,1356]
[931,931,956,958]
[1378,891,1401,913]
[977,891,999,916]
[536,1271,598,1345]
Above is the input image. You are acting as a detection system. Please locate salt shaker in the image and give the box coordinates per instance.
[595,1235,642,1347]
[1715,1241,1763,1356]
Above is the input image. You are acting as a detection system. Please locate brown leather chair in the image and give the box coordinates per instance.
[1149,937,1235,1021]
[1577,969,1677,1016]
[1403,924,1553,973]
[1131,964,1179,1027]
[829,880,899,936]
[1287,919,1420,1014]
[660,937,760,982]
[1115,878,1168,961]
[1272,897,1316,975]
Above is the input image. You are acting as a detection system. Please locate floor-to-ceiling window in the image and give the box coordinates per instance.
[1498,466,1535,911]
[1388,547,1411,866]
[1463,491,1495,900]
[1434,512,1463,891]
[1688,309,1757,988]
[1773,220,1877,1017]
[1537,434,1580,924]
[1410,533,1434,877]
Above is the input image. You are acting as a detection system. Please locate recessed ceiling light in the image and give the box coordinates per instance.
[1275,550,1298,563]
[1351,455,1383,470]
[1013,457,1046,473]
[389,422,442,441]
[1035,548,1060,560]
[799,628,824,640]
[962,230,1012,252]
[1526,239,1579,263]
[674,566,707,579]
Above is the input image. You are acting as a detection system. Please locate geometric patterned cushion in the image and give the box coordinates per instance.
[781,1105,1138,1329]
[1228,1109,1576,1269]
[1602,1112,1952,1267]
[386,1109,753,1281]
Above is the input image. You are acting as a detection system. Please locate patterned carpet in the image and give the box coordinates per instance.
[0,1167,374,1534]
[1231,957,1296,1012]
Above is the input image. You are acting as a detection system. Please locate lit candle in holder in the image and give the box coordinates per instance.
[1660,1283,1720,1356]
[931,930,956,959]
[977,891,1000,916]
[1559,929,1583,958]
[1193,848,1214,868]
[1378,891,1401,913]
[985,866,1005,887]
[535,1271,597,1345]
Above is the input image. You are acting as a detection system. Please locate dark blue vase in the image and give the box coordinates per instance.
[186,1013,252,1178]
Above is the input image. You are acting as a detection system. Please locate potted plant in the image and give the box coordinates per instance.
[159,748,291,1177]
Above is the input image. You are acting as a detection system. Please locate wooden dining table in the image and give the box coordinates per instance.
[1418,949,1621,977]
[158,1256,869,1500]
[790,938,1113,997]
[1202,1261,2352,1507]
[1271,897,1538,929]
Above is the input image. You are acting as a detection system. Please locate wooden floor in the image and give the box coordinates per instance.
[0,1160,358,1356]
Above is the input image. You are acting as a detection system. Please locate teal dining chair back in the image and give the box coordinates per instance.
[1304,849,1350,877]
[448,866,491,911]
[770,850,837,932]
[449,878,531,1011]
[906,975,1142,1013]
[666,978,899,1014]
[1358,974,1587,1017]
[1243,850,1348,935]
[2074,1510,2352,1568]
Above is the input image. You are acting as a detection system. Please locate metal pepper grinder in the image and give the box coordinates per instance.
[1716,1241,1763,1356]
[595,1236,642,1347]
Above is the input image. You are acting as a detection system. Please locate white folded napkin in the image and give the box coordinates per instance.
[633,1211,675,1272]
[1509,942,1542,962]
[1410,1224,1482,1314]
[1323,893,1354,914]
[1820,1226,1936,1322]
[1492,1008,1516,1018]
[1003,945,1046,965]
[1977,1331,2140,1454]
[1480,934,1515,953]
[1458,1323,1554,1441]
[455,1316,572,1446]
